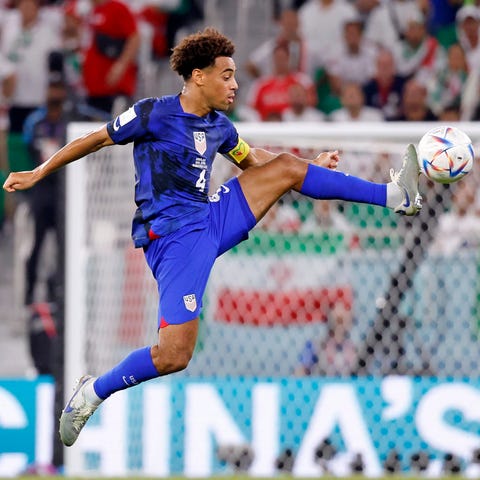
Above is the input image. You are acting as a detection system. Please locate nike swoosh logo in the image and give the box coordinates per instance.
[113,117,121,132]
[403,190,410,208]
[63,377,89,412]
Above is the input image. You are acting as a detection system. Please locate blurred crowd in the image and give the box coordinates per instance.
[1,0,480,145]
[241,0,480,124]
[0,0,479,172]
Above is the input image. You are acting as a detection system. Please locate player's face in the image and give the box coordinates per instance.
[202,57,238,111]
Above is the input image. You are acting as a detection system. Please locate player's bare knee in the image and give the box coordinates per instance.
[151,343,193,374]
[273,153,307,184]
[166,347,192,373]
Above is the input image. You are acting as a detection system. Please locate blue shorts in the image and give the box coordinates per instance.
[143,177,256,328]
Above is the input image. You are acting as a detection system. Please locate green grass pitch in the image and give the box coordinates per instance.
[4,476,474,480]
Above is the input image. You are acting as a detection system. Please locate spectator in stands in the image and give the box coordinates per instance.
[394,9,444,83]
[0,0,62,133]
[226,96,260,122]
[361,0,421,52]
[281,83,325,122]
[245,8,309,79]
[162,0,205,53]
[363,48,405,120]
[457,6,480,120]
[426,42,468,117]
[455,4,480,72]
[354,0,380,27]
[0,54,16,142]
[324,13,378,94]
[22,79,68,308]
[438,104,461,122]
[298,0,357,55]
[20,66,102,309]
[0,53,16,231]
[427,0,461,49]
[58,0,84,101]
[137,3,170,63]
[329,82,384,122]
[81,0,140,116]
[247,43,317,121]
[295,0,357,116]
[296,297,358,377]
[430,176,480,256]
[393,77,437,121]
[312,64,341,115]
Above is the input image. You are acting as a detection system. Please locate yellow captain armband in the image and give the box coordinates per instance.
[226,137,250,164]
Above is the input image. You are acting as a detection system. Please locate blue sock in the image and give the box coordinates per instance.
[300,164,386,206]
[93,346,159,400]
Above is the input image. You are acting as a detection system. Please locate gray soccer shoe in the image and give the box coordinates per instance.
[390,143,422,216]
[59,375,99,447]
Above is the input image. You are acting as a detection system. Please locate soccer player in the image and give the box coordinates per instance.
[3,28,422,447]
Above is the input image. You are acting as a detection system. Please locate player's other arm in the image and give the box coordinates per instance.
[232,145,340,171]
[3,125,114,192]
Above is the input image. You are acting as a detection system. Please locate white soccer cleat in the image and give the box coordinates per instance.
[59,375,99,447]
[390,143,422,216]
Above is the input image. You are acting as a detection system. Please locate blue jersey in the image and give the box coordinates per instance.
[106,95,242,247]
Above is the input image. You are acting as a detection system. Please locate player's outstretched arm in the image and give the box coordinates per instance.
[3,125,114,192]
[237,147,339,171]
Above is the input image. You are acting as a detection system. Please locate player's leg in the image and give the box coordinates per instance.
[60,228,216,446]
[93,320,199,396]
[238,145,421,222]
[59,320,198,447]
[151,319,199,373]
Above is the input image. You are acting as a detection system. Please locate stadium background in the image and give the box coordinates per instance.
[2,0,480,479]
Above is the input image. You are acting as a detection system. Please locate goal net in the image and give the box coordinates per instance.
[65,121,480,477]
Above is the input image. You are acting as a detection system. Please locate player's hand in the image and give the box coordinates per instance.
[313,150,340,170]
[3,171,38,192]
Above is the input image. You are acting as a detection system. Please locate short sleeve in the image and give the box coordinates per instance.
[217,117,240,154]
[107,98,154,145]
[217,118,251,164]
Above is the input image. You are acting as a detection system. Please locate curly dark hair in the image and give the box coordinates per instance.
[170,28,235,80]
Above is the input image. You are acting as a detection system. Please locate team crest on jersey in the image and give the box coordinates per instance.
[183,294,197,312]
[193,132,207,155]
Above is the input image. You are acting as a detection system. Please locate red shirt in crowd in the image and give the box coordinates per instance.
[82,0,138,97]
[248,72,317,121]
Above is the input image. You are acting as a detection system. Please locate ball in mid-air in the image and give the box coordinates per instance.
[417,126,474,184]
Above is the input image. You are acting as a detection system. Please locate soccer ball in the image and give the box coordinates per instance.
[417,126,475,184]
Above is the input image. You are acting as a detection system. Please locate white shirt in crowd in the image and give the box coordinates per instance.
[0,6,62,107]
[298,0,357,72]
[329,106,384,122]
[282,106,325,122]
